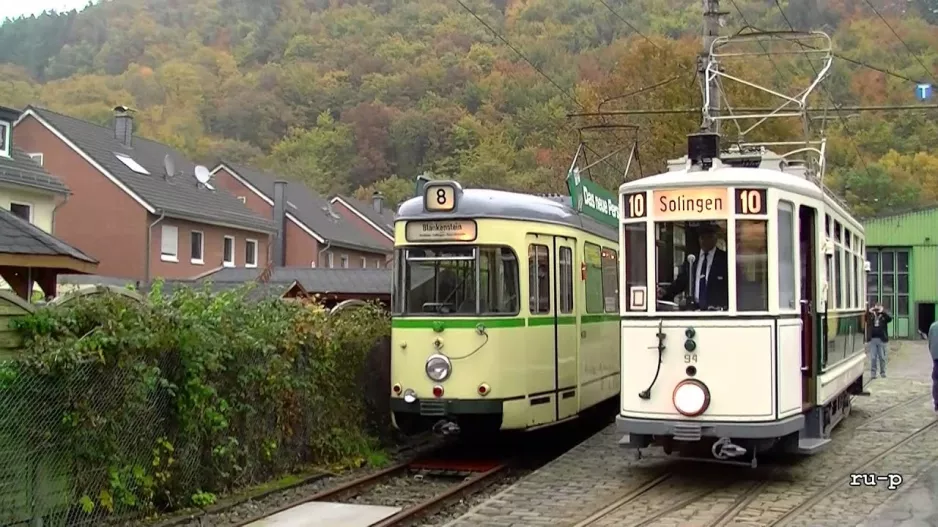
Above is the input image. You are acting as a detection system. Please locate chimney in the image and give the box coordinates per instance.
[113,105,134,147]
[272,180,287,267]
[372,191,385,214]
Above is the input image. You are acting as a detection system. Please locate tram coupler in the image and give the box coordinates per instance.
[433,420,461,437]
[712,437,747,460]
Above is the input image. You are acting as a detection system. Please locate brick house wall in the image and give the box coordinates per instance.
[213,167,386,269]
[14,115,148,280]
[15,116,271,281]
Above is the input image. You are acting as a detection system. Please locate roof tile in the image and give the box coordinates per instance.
[0,207,96,263]
[0,147,69,195]
[28,107,274,233]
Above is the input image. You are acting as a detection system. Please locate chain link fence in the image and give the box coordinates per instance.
[0,295,392,527]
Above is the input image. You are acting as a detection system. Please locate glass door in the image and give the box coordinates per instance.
[866,248,911,338]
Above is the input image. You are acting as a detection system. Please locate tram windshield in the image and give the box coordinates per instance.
[396,246,520,315]
[648,220,769,312]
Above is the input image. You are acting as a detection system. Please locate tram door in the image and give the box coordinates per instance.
[554,236,579,420]
[799,206,818,409]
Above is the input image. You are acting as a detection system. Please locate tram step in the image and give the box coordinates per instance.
[797,437,831,454]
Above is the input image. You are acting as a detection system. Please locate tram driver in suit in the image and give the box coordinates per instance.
[657,222,729,310]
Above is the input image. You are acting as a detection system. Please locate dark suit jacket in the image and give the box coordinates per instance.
[663,248,729,309]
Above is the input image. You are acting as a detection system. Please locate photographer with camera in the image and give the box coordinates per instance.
[866,301,892,379]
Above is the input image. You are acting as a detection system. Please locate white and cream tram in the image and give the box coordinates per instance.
[616,133,868,466]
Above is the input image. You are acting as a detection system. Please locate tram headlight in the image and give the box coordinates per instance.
[672,379,710,417]
[425,354,452,382]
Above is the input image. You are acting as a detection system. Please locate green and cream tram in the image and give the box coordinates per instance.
[616,134,867,466]
[389,180,621,435]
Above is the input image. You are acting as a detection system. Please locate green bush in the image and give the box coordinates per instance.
[0,282,389,520]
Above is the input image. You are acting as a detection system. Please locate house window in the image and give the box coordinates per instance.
[9,202,32,223]
[245,239,258,268]
[27,153,43,166]
[341,255,349,268]
[375,259,381,269]
[0,121,9,158]
[361,256,367,268]
[114,153,150,175]
[190,231,204,264]
[223,236,234,266]
[161,225,179,262]
[327,253,334,268]
[237,196,246,203]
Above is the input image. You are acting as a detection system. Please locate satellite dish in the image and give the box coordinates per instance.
[163,155,175,178]
[194,165,211,185]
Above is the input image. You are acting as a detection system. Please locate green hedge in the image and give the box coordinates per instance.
[0,282,389,524]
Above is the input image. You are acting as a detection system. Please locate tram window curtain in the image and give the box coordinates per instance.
[777,201,796,310]
[735,220,768,312]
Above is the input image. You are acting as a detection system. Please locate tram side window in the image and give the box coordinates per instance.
[777,201,797,310]
[559,247,574,314]
[736,220,768,312]
[480,247,520,314]
[601,247,618,313]
[585,243,604,313]
[392,248,403,314]
[529,244,551,314]
[835,247,843,308]
[624,223,647,312]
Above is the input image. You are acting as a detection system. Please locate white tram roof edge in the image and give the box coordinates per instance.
[618,166,863,234]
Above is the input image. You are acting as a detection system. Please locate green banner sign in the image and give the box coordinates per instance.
[566,167,619,228]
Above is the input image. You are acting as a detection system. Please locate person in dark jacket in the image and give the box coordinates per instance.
[867,301,892,379]
[658,222,728,310]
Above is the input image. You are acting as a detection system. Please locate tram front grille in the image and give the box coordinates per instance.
[673,423,702,442]
[420,400,446,416]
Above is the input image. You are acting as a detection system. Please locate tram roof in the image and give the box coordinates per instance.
[619,166,863,233]
[396,188,618,241]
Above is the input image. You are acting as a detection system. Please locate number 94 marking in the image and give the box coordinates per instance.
[684,353,697,363]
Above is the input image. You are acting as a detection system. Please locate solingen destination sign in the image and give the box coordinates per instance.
[566,167,619,228]
[652,187,730,221]
[405,220,478,242]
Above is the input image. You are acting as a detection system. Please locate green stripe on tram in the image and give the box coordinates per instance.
[391,314,619,329]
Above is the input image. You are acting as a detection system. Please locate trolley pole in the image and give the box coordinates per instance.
[700,0,723,133]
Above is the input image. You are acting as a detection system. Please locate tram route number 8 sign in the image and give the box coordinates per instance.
[735,188,767,215]
[425,183,457,212]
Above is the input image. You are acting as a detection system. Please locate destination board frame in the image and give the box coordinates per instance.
[650,187,732,221]
[405,219,478,243]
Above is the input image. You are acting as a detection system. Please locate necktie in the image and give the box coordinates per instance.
[698,252,709,307]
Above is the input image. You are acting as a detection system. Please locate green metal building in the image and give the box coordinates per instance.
[863,206,938,340]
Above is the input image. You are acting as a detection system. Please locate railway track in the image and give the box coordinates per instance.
[571,392,935,527]
[230,451,510,527]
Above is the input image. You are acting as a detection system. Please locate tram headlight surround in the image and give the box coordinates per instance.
[425,354,452,382]
[672,379,710,417]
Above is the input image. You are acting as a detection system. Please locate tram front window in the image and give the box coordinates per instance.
[401,246,519,315]
[655,221,729,311]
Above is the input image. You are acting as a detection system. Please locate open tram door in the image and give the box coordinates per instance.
[799,205,818,409]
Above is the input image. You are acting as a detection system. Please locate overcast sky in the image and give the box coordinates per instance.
[1,0,96,22]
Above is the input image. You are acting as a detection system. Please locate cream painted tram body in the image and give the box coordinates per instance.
[389,180,621,436]
[616,139,867,465]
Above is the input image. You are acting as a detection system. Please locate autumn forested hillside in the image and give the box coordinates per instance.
[1,0,936,215]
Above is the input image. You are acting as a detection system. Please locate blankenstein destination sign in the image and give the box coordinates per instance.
[652,187,729,220]
[405,220,478,242]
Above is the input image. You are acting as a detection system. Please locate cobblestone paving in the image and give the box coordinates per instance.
[438,341,937,527]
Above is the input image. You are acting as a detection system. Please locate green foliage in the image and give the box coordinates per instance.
[1,283,390,519]
[0,0,936,213]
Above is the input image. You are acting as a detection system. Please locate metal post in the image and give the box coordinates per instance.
[701,0,722,133]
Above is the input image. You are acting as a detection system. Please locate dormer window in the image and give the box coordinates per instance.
[0,121,10,158]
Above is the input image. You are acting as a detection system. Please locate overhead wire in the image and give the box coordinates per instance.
[858,0,937,86]
[453,0,634,181]
[768,0,877,184]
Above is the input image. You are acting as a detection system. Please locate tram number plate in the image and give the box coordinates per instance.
[735,188,767,215]
[684,353,697,363]
[623,192,647,219]
[425,183,456,212]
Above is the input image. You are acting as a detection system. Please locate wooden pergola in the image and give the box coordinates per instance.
[0,209,98,301]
